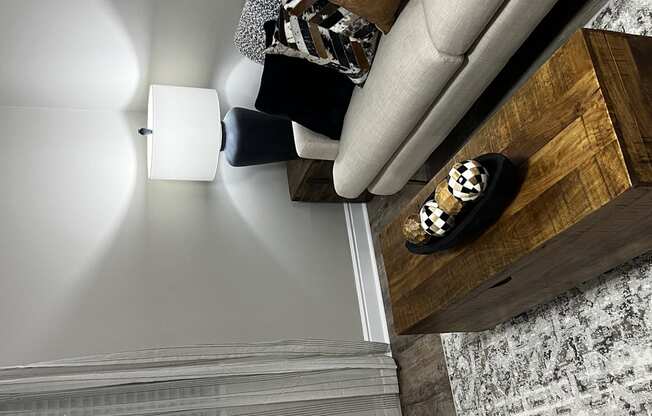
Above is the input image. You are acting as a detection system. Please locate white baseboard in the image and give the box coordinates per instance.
[343,203,390,344]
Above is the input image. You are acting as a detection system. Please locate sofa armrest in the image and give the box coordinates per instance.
[292,122,340,161]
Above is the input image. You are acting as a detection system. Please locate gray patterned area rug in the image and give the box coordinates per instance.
[441,1,652,415]
[442,253,652,415]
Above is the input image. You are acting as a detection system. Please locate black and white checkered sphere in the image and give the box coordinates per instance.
[447,160,489,202]
[419,200,455,237]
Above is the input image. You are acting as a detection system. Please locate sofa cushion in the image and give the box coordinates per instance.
[255,53,354,139]
[332,0,463,198]
[292,122,340,161]
[369,0,559,195]
[423,0,505,56]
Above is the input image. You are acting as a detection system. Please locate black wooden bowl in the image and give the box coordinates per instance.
[406,153,520,255]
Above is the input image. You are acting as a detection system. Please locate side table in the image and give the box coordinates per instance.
[287,159,373,203]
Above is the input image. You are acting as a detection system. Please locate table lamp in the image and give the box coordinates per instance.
[140,85,222,181]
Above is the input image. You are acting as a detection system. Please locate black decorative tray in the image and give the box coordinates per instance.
[406,153,520,255]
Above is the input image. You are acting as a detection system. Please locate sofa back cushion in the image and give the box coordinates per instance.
[332,0,463,198]
[423,0,505,56]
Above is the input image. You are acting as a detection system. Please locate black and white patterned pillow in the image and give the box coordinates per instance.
[235,0,283,64]
[266,0,380,84]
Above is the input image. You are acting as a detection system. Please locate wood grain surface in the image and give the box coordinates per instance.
[381,30,652,334]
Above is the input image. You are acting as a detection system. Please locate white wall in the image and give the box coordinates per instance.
[216,57,264,112]
[0,0,362,366]
[0,0,153,110]
[147,0,254,113]
[0,0,251,111]
[0,107,361,366]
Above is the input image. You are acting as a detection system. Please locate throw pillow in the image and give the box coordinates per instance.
[264,20,277,48]
[255,53,354,140]
[266,1,380,85]
[234,0,283,64]
[329,0,404,34]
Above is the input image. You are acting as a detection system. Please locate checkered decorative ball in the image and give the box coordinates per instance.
[447,160,489,202]
[419,199,456,237]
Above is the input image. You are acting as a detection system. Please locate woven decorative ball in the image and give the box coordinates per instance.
[402,214,430,245]
[447,160,489,202]
[435,180,464,216]
[419,199,455,237]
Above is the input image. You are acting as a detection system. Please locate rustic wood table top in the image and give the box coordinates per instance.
[381,29,652,334]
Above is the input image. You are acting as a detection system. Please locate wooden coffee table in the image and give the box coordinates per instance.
[381,29,652,334]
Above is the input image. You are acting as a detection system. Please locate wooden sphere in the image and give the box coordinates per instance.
[435,180,464,216]
[402,214,430,245]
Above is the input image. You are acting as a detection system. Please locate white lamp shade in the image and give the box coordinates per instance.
[147,85,221,181]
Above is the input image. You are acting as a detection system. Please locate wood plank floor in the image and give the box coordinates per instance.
[367,183,457,416]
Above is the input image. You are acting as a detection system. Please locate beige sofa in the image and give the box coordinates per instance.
[292,0,606,198]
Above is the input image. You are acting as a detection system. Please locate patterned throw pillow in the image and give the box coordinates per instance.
[266,0,380,85]
[235,0,283,64]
